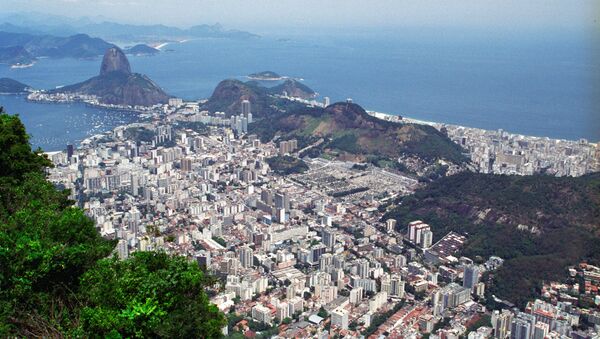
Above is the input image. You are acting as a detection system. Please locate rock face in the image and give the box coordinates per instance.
[100,47,131,75]
[56,47,169,107]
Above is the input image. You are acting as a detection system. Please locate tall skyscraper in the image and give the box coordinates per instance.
[66,144,74,160]
[242,99,251,116]
[323,96,330,107]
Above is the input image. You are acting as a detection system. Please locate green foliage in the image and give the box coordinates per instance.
[384,171,600,307]
[79,251,225,338]
[362,301,404,336]
[327,134,360,153]
[317,306,328,318]
[0,112,51,182]
[265,155,309,175]
[176,121,209,134]
[213,236,227,247]
[0,111,226,337]
[248,101,467,165]
[124,126,155,143]
[466,314,492,335]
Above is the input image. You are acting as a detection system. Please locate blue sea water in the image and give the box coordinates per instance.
[1,29,598,151]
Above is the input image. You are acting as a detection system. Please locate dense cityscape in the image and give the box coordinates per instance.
[1,2,598,337]
[43,97,600,338]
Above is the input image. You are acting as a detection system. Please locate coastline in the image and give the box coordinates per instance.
[367,110,599,144]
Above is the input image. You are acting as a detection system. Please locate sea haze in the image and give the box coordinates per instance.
[0,28,598,150]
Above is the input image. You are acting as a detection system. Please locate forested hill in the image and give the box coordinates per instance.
[384,171,600,306]
[0,109,225,337]
[248,101,468,167]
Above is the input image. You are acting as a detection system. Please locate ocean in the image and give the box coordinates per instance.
[1,29,598,151]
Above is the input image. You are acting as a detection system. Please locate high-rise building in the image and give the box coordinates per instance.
[239,246,254,268]
[386,219,397,232]
[323,96,330,107]
[350,287,364,305]
[532,322,549,339]
[463,264,481,290]
[252,304,272,324]
[311,244,327,263]
[181,158,192,172]
[331,308,349,330]
[242,99,251,116]
[492,309,513,339]
[420,229,433,248]
[66,144,74,160]
[511,313,536,339]
[117,239,129,259]
[357,259,370,279]
[322,228,337,249]
[407,220,431,247]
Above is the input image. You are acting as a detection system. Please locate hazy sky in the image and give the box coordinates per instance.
[2,0,599,32]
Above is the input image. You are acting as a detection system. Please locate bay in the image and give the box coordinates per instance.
[1,29,598,150]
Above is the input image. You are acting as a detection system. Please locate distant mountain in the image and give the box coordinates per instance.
[124,44,159,55]
[0,16,259,42]
[0,78,31,93]
[269,79,316,99]
[0,45,35,65]
[54,47,169,106]
[0,31,115,61]
[383,171,600,306]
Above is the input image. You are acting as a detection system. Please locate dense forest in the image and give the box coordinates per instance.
[384,171,600,306]
[0,109,225,337]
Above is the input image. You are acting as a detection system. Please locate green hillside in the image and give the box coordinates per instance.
[384,171,600,306]
[249,102,468,166]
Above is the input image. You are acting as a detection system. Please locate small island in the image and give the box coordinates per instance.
[124,44,160,56]
[247,71,284,81]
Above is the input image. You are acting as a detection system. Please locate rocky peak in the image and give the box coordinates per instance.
[100,47,131,76]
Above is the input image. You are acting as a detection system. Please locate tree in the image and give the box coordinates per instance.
[0,111,227,337]
[79,251,226,338]
[317,306,328,318]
